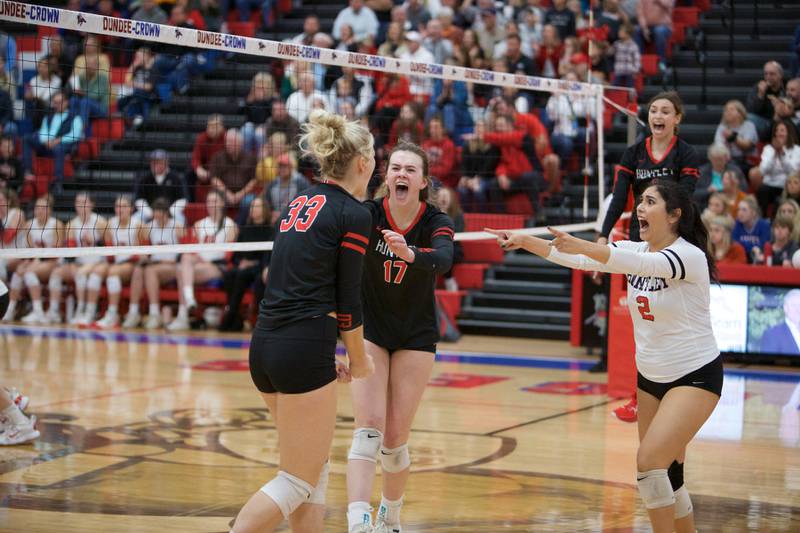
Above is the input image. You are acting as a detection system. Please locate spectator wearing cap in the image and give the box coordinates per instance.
[635,0,674,72]
[265,154,310,223]
[423,19,454,64]
[210,129,259,223]
[399,31,436,102]
[544,0,576,40]
[133,149,189,225]
[475,7,506,59]
[22,91,83,195]
[332,0,380,42]
[191,114,227,201]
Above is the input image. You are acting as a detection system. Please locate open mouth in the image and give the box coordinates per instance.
[638,218,650,231]
[651,123,666,134]
[395,182,409,201]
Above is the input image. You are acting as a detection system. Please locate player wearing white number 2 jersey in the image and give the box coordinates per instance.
[488,179,721,533]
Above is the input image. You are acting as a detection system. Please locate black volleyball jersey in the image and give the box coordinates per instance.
[362,197,455,349]
[601,136,700,238]
[259,181,372,331]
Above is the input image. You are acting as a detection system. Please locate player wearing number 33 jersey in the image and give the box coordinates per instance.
[361,197,455,351]
[259,180,372,333]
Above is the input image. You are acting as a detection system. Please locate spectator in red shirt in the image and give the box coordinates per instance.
[423,115,458,188]
[479,113,546,213]
[492,96,562,192]
[373,73,413,145]
[191,114,226,201]
[536,24,564,78]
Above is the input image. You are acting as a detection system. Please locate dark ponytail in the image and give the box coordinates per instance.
[651,179,718,281]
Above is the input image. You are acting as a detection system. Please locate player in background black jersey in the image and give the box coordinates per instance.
[346,142,455,533]
[232,110,376,533]
[597,91,701,423]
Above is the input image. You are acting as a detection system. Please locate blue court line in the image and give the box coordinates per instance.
[2,325,799,382]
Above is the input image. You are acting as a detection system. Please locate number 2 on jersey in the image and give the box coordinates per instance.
[279,195,327,232]
[635,295,655,321]
[383,260,408,284]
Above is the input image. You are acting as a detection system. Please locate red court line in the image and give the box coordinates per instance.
[35,382,182,409]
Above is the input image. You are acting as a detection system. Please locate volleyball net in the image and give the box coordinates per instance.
[0,0,639,325]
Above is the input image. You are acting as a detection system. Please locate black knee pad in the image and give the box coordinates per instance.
[668,460,684,491]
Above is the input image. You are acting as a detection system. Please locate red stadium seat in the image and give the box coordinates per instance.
[452,263,489,289]
[184,202,207,226]
[641,54,659,77]
[461,213,525,263]
[228,21,256,37]
[16,35,39,53]
[673,7,699,27]
[110,67,127,85]
[435,290,466,326]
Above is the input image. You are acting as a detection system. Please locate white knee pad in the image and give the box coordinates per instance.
[75,273,87,292]
[48,275,63,293]
[10,273,23,291]
[24,271,40,288]
[106,275,122,294]
[380,444,411,473]
[348,427,383,463]
[307,461,329,505]
[259,470,313,519]
[674,486,693,519]
[88,273,103,292]
[637,469,676,509]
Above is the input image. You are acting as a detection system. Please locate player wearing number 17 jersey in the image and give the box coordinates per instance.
[347,143,454,533]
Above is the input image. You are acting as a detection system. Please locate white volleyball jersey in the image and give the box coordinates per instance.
[108,216,139,264]
[194,216,235,262]
[547,237,719,382]
[70,213,105,265]
[148,219,179,263]
[28,216,59,248]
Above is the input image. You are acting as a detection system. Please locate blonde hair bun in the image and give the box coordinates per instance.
[300,110,373,181]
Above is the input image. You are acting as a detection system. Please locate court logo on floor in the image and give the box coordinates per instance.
[522,381,608,395]
[429,372,509,388]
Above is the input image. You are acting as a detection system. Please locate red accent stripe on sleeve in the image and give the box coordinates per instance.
[432,228,455,238]
[337,313,353,330]
[344,232,369,245]
[342,241,366,255]
[616,164,634,175]
[416,247,434,252]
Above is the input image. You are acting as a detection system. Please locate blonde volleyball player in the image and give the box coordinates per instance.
[47,192,108,324]
[122,197,185,329]
[346,143,455,533]
[167,189,237,332]
[89,195,143,329]
[488,180,721,533]
[13,195,65,325]
[232,110,375,533]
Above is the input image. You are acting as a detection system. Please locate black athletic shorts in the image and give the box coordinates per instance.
[637,355,724,400]
[365,336,437,356]
[249,314,338,394]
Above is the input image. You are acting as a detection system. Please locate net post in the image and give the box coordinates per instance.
[595,86,605,228]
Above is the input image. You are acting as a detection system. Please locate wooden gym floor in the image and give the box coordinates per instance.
[0,326,798,532]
